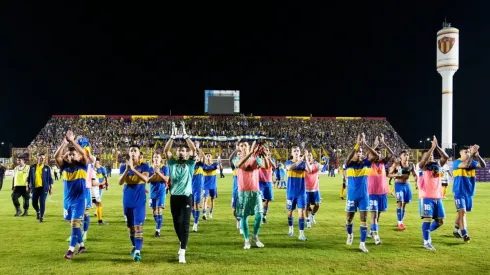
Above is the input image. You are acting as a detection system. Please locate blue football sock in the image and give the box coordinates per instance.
[153,214,157,223]
[360,225,368,242]
[70,227,81,248]
[299,218,305,230]
[422,221,431,241]
[156,214,162,230]
[461,229,468,236]
[210,209,213,214]
[135,231,143,251]
[396,208,402,222]
[83,214,90,232]
[130,233,135,247]
[429,221,441,232]
[287,216,293,226]
[401,209,406,220]
[346,223,353,234]
[194,210,200,224]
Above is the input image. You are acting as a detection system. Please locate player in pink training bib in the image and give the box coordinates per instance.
[305,152,322,228]
[366,134,394,245]
[417,136,449,251]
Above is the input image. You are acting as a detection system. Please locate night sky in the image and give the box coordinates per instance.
[0,2,488,155]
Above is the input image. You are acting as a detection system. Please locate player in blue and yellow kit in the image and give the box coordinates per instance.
[191,152,204,232]
[321,154,329,173]
[344,134,377,253]
[54,130,89,260]
[119,144,150,262]
[452,145,486,242]
[93,158,108,225]
[148,151,169,237]
[277,163,286,188]
[285,146,312,241]
[202,154,219,220]
[95,159,108,199]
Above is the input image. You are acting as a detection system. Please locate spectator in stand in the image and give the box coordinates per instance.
[31,116,409,162]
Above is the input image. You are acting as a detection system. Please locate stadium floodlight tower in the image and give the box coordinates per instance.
[437,20,459,150]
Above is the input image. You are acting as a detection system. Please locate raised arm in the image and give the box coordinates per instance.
[418,136,437,169]
[151,165,170,183]
[380,133,394,163]
[130,162,149,183]
[303,149,312,173]
[194,141,205,161]
[261,154,270,169]
[411,163,419,182]
[65,131,89,165]
[229,139,240,163]
[237,143,258,169]
[54,138,69,168]
[470,145,486,168]
[363,133,378,162]
[346,135,361,165]
[268,157,277,169]
[119,159,131,186]
[181,121,196,157]
[163,122,177,160]
[434,143,449,167]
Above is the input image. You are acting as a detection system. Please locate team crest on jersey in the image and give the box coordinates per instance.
[438,36,455,54]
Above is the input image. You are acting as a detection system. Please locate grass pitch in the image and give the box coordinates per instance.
[0,175,489,274]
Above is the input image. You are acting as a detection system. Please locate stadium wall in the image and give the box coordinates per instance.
[51,115,387,120]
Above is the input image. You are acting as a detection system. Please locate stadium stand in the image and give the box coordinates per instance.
[14,115,409,168]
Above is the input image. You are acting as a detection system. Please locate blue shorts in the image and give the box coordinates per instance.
[345,195,369,212]
[204,188,217,198]
[193,188,202,204]
[286,195,306,211]
[124,205,146,227]
[419,198,446,218]
[64,198,86,221]
[306,191,321,204]
[368,194,388,212]
[454,195,473,212]
[260,182,274,201]
[85,189,92,209]
[395,183,412,203]
[151,192,166,209]
[231,189,238,208]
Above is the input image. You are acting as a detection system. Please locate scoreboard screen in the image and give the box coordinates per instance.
[204,90,240,115]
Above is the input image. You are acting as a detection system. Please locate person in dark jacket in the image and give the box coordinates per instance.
[27,153,53,222]
[0,164,6,191]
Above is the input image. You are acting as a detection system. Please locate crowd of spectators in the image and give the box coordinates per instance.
[29,116,409,159]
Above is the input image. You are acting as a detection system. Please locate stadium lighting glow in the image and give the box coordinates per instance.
[426,138,430,141]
